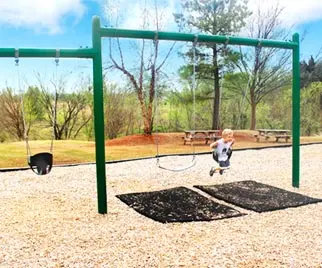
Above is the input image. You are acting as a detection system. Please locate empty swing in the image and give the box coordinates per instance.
[154,35,199,172]
[15,49,59,175]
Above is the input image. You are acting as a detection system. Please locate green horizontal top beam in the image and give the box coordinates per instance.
[0,48,95,59]
[100,28,297,50]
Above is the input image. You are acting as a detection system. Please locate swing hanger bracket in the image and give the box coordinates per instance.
[224,36,230,47]
[55,49,60,66]
[193,34,198,46]
[14,48,19,66]
[257,39,262,48]
[153,31,158,45]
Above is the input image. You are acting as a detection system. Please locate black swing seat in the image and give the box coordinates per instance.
[212,148,232,162]
[28,152,53,175]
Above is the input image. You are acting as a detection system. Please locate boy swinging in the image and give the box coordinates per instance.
[209,129,235,176]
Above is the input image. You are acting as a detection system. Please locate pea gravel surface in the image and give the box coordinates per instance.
[0,144,321,267]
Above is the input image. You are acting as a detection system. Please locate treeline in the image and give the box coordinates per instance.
[0,57,321,143]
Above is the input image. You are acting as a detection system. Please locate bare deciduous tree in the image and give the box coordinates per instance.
[104,83,128,139]
[105,0,176,135]
[0,87,24,140]
[233,3,292,129]
[37,73,92,140]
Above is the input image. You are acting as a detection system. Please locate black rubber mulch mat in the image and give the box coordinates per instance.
[194,180,322,213]
[116,186,246,223]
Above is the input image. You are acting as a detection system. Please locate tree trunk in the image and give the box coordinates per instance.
[212,45,220,130]
[143,103,153,135]
[137,90,154,135]
[143,119,152,134]
[250,101,257,130]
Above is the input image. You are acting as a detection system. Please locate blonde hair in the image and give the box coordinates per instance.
[222,128,233,137]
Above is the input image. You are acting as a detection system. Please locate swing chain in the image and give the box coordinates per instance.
[192,35,198,146]
[14,49,32,156]
[153,31,160,158]
[154,34,198,172]
[51,49,60,152]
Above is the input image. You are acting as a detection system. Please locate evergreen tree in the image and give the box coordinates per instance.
[174,0,251,129]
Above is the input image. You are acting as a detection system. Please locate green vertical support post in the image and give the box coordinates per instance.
[92,16,107,213]
[292,33,300,188]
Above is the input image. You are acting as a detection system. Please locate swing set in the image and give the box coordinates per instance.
[0,16,301,214]
[154,35,199,172]
[14,49,59,176]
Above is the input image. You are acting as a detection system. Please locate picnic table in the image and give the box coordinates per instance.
[183,130,221,145]
[255,129,291,142]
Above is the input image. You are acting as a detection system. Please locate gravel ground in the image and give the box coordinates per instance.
[0,144,321,267]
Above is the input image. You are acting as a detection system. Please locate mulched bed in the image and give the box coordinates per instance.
[194,180,322,212]
[116,186,246,223]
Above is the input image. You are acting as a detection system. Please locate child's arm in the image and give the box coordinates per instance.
[230,139,235,147]
[209,140,218,149]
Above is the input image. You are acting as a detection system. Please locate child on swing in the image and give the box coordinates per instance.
[209,128,235,176]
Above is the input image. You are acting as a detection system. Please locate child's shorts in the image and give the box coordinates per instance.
[219,159,230,168]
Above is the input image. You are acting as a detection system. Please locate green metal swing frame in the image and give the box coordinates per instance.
[0,16,300,214]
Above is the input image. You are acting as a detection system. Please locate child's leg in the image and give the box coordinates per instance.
[209,160,219,176]
[225,159,230,167]
[218,160,230,175]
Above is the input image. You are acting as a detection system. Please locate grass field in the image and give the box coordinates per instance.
[1,131,322,169]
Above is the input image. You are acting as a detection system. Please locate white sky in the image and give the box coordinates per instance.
[1,0,322,33]
[103,0,322,31]
[0,0,86,34]
[103,0,177,30]
[248,0,322,27]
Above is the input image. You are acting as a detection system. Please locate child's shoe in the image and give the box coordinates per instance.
[209,167,216,176]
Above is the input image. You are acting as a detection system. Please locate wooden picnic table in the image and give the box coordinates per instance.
[183,130,221,145]
[255,129,291,142]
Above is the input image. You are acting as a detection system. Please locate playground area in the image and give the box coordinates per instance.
[1,143,321,267]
